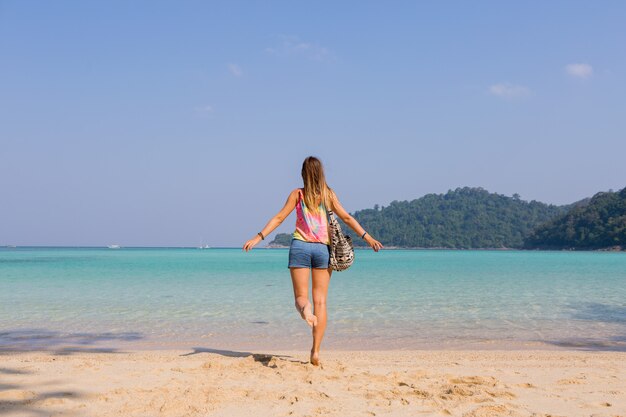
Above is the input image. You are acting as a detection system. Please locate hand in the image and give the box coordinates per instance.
[243,235,262,252]
[365,235,383,252]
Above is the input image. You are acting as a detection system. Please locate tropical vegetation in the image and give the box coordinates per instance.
[524,187,626,250]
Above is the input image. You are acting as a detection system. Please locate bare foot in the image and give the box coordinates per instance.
[299,302,318,328]
[310,349,320,366]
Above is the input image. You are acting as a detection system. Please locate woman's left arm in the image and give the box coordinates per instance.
[330,192,383,252]
[243,189,299,252]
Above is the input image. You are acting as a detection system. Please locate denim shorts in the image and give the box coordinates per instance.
[288,238,330,269]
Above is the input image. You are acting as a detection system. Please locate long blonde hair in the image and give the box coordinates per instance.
[301,156,334,212]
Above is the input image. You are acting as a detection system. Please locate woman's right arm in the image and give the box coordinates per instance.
[329,191,383,252]
[243,188,300,252]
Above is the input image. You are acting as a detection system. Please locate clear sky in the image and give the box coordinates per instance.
[1,1,625,247]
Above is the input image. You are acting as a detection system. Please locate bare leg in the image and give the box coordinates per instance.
[310,266,332,365]
[289,267,317,327]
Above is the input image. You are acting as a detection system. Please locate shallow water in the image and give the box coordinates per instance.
[1,247,625,351]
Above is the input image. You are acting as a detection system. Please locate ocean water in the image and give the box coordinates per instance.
[1,247,625,352]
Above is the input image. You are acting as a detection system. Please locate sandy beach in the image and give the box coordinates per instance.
[1,348,624,417]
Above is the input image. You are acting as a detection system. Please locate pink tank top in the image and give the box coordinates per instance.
[292,189,330,245]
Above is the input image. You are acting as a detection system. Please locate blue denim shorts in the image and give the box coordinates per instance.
[288,238,330,269]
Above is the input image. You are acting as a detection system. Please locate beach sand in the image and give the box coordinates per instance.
[0,348,624,417]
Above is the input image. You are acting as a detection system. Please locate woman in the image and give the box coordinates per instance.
[243,156,383,366]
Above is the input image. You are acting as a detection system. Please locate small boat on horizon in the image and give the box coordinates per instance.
[107,244,121,249]
[198,244,210,249]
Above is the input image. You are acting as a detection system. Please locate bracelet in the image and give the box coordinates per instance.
[361,232,368,239]
[258,232,265,240]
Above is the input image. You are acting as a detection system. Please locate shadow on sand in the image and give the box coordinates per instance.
[0,329,145,415]
[0,357,88,416]
[0,386,86,417]
[0,329,143,355]
[541,302,626,352]
[544,337,626,352]
[180,347,309,366]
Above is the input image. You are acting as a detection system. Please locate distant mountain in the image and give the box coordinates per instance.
[345,187,568,249]
[524,187,626,250]
[266,233,292,247]
[269,187,568,249]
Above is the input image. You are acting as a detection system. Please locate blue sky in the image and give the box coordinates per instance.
[1,1,625,246]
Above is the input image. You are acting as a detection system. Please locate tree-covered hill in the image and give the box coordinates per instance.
[346,187,566,248]
[267,233,293,247]
[269,187,568,249]
[524,187,626,250]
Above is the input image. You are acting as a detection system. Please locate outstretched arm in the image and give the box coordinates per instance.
[243,189,299,251]
[330,191,383,252]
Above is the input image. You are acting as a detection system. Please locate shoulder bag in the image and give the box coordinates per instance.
[326,209,355,271]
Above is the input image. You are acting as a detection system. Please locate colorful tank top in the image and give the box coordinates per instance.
[292,188,330,245]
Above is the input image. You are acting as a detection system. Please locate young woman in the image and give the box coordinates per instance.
[243,156,383,365]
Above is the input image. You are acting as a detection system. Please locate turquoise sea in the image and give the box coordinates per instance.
[1,247,625,352]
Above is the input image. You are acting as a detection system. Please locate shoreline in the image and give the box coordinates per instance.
[4,329,625,353]
[3,245,625,251]
[1,348,624,416]
[265,244,626,251]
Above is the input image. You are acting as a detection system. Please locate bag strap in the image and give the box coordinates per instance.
[326,209,335,222]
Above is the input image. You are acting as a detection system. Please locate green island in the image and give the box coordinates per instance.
[268,186,625,250]
[524,187,626,250]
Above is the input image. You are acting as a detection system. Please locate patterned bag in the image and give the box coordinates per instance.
[326,210,355,271]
